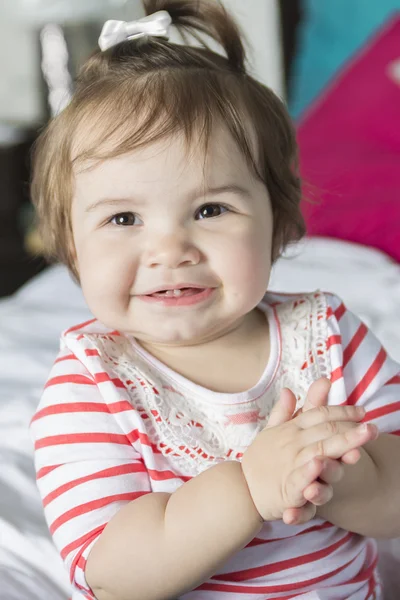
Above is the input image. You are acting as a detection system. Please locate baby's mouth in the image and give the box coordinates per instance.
[148,288,205,298]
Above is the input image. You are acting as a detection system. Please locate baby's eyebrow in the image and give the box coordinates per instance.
[84,197,141,213]
[194,184,251,200]
[85,184,251,213]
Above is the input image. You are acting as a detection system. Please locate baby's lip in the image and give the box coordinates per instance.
[140,283,211,295]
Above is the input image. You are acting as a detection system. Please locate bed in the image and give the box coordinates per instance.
[1,237,400,599]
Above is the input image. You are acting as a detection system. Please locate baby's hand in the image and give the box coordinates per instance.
[241,380,378,524]
[299,378,363,465]
[277,378,378,526]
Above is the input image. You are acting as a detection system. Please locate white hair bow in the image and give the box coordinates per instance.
[98,10,172,51]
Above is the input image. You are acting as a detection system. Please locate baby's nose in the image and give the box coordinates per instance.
[143,233,201,269]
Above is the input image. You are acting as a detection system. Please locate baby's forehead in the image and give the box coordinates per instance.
[73,124,253,181]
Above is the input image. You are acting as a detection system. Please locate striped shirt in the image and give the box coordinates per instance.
[30,291,400,600]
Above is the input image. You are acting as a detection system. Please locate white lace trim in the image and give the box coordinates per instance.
[277,291,331,411]
[79,292,331,477]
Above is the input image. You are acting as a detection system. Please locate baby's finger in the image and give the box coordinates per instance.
[284,457,326,508]
[298,420,359,447]
[265,388,297,429]
[283,502,317,526]
[302,377,331,412]
[303,481,333,506]
[340,448,361,465]
[295,404,365,429]
[298,423,379,466]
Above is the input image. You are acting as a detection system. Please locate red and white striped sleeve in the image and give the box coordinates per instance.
[30,346,152,599]
[325,293,400,434]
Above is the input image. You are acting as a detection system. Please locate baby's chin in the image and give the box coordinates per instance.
[131,318,239,349]
[132,328,215,348]
[92,301,244,346]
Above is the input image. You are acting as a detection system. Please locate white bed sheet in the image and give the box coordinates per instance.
[0,237,399,600]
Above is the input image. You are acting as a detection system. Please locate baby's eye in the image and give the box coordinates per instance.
[109,212,141,226]
[195,203,229,220]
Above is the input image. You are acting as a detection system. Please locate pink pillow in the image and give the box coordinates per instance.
[297,15,400,262]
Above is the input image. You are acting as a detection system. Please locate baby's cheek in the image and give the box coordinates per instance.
[78,244,134,306]
[227,238,271,288]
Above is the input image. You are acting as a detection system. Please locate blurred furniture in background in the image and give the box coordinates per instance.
[0,126,47,297]
[277,0,302,98]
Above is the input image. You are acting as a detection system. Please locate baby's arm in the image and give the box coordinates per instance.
[316,434,400,538]
[87,395,369,600]
[32,350,260,600]
[86,460,262,600]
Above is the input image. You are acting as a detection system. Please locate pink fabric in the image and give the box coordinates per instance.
[297,15,400,262]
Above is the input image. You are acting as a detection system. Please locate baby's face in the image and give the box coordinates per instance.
[71,126,273,347]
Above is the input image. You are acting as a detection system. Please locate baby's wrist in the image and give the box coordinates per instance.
[239,455,275,524]
[234,460,264,525]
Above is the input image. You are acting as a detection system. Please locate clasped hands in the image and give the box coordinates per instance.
[241,378,379,525]
[269,378,378,525]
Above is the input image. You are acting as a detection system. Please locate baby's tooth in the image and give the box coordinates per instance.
[161,289,184,297]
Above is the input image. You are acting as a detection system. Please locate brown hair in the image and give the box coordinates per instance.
[31,0,305,282]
